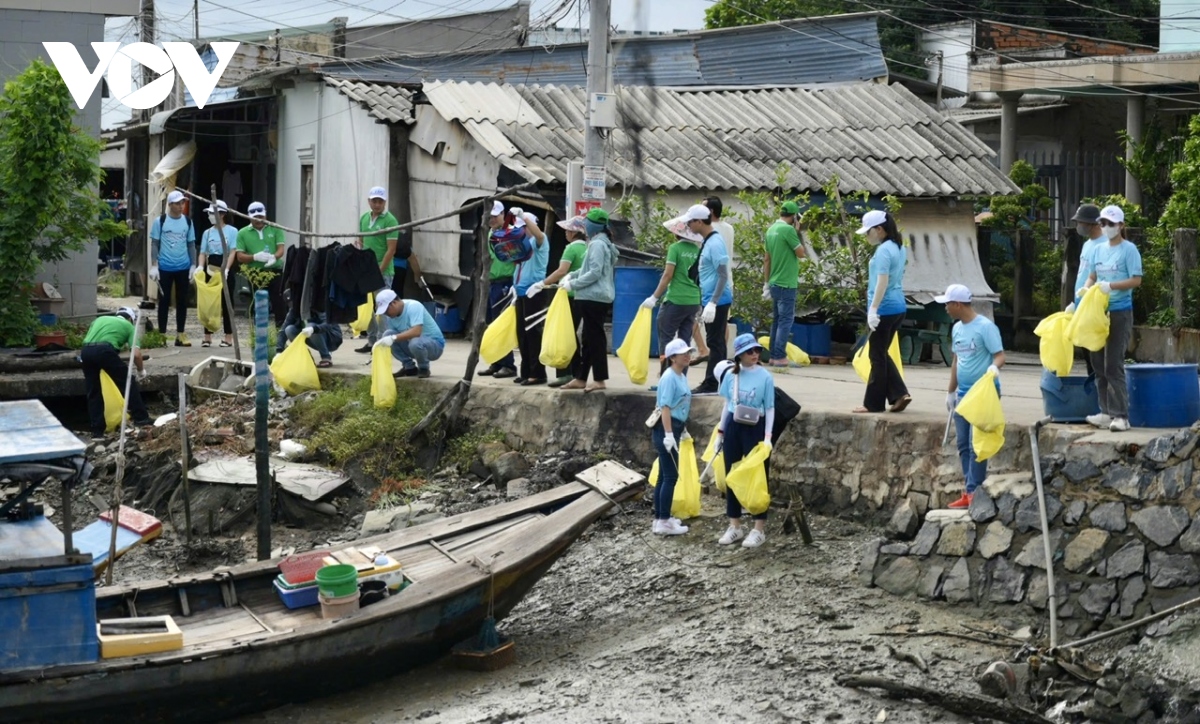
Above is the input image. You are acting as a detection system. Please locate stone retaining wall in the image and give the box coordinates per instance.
[859,425,1200,634]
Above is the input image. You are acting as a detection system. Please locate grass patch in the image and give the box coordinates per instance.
[97,270,124,297]
[443,426,505,471]
[369,477,428,509]
[140,329,168,349]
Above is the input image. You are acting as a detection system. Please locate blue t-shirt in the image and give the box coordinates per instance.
[656,368,692,423]
[867,240,906,316]
[384,301,445,345]
[151,214,196,272]
[699,231,733,306]
[718,365,776,415]
[952,316,1004,396]
[514,233,550,294]
[200,226,238,257]
[1073,236,1102,301]
[1085,239,1143,312]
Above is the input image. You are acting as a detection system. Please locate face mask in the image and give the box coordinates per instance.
[207,213,217,225]
[1103,225,1121,240]
[1075,223,1091,236]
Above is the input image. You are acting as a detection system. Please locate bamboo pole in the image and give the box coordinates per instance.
[177,373,192,544]
[253,290,271,560]
[105,309,144,585]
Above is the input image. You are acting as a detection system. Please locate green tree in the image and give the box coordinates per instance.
[0,59,128,346]
[981,160,1055,318]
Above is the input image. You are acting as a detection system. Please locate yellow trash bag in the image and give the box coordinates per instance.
[852,334,905,383]
[100,370,125,433]
[1066,285,1110,352]
[371,344,396,409]
[480,305,518,366]
[349,293,374,338]
[700,427,727,493]
[539,288,577,368]
[757,336,811,366]
[724,442,772,515]
[647,437,702,519]
[955,369,1005,462]
[1034,311,1074,377]
[195,267,224,333]
[616,307,653,385]
[269,335,321,395]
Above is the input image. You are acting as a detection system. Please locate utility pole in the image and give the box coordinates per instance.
[139,0,155,120]
[580,0,611,211]
[193,0,199,40]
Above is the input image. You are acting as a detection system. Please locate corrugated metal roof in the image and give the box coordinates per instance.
[419,80,1017,197]
[325,78,415,125]
[318,14,887,87]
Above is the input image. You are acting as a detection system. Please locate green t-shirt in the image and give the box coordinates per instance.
[360,211,399,265]
[765,219,802,289]
[488,239,516,281]
[84,315,135,349]
[235,225,286,270]
[560,240,588,297]
[664,240,701,306]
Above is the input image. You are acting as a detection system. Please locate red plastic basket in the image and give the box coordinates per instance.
[277,550,332,585]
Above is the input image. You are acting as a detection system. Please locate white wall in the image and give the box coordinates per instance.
[920,21,973,110]
[1161,0,1200,53]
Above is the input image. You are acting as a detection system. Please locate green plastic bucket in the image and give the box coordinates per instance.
[315,564,358,598]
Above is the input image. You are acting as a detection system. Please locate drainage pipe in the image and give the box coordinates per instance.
[1029,415,1057,648]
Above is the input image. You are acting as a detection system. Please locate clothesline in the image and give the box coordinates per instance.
[179,180,537,240]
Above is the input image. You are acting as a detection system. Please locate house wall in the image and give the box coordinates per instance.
[976,22,1155,57]
[920,21,974,109]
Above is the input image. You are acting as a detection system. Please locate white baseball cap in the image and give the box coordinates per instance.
[248,201,267,218]
[490,200,505,216]
[1100,205,1125,224]
[856,209,887,235]
[934,283,972,304]
[664,337,694,358]
[374,289,397,315]
[368,186,387,201]
[167,190,185,204]
[713,359,734,385]
[204,200,228,213]
[683,204,712,222]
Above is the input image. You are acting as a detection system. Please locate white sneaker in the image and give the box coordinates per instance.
[1086,413,1112,429]
[718,526,746,545]
[658,519,689,536]
[1109,417,1130,432]
[742,529,767,548]
[652,520,665,535]
[669,517,682,527]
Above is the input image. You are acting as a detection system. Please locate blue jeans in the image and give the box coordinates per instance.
[652,423,683,520]
[769,286,797,361]
[392,336,444,371]
[954,407,988,494]
[284,323,330,360]
[486,279,515,371]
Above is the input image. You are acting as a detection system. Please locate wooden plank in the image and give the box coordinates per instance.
[0,400,86,463]
[440,513,541,553]
[574,460,645,499]
[428,541,460,564]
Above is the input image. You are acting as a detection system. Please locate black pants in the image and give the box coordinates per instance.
[390,265,409,296]
[576,300,610,382]
[81,344,149,435]
[701,303,731,388]
[515,290,548,382]
[157,268,191,335]
[863,312,910,411]
[205,254,233,335]
[556,298,582,379]
[249,271,287,330]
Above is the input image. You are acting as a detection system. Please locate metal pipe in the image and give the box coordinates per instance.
[1029,415,1057,648]
[253,290,271,560]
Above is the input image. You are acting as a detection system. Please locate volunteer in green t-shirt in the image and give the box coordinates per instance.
[528,215,590,387]
[643,209,704,383]
[234,201,287,327]
[80,307,152,437]
[358,186,427,351]
[762,201,806,367]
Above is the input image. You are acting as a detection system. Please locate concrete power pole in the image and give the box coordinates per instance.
[580,0,611,211]
[139,0,155,119]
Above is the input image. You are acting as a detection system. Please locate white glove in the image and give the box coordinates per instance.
[1099,281,1112,294]
[714,431,724,455]
[301,326,315,337]
[418,276,430,292]
[946,392,957,413]
[762,283,772,300]
[641,295,658,309]
[663,434,678,455]
[680,429,692,442]
[988,364,1001,379]
[375,335,396,348]
[762,440,773,453]
[701,302,717,324]
[867,308,881,331]
[510,206,524,219]
[253,251,274,264]
[148,265,159,282]
[521,212,537,227]
[189,265,199,282]
[1065,302,1076,313]
[526,281,545,299]
[137,368,147,381]
[560,276,573,292]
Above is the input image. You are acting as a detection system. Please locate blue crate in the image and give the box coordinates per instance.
[274,577,320,609]
[0,554,99,670]
[422,302,464,335]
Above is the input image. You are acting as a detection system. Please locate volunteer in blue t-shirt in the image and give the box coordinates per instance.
[715,334,776,549]
[686,203,733,395]
[198,200,238,348]
[150,189,198,346]
[854,210,911,414]
[938,284,1005,510]
[650,338,695,537]
[1080,205,1143,433]
[373,289,445,379]
[509,207,549,386]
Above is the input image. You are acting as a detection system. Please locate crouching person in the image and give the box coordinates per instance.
[282,311,343,368]
[373,289,445,378]
[81,307,152,437]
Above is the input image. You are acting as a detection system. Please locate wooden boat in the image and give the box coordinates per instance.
[0,462,643,723]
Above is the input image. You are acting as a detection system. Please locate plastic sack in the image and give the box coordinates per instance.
[1066,285,1110,352]
[647,438,702,519]
[973,423,1006,462]
[269,335,321,395]
[480,305,518,366]
[349,293,374,338]
[1034,311,1074,377]
[701,427,727,493]
[724,442,772,515]
[852,334,905,383]
[955,370,1005,462]
[100,370,125,433]
[757,336,811,366]
[371,345,396,409]
[195,267,224,333]
[539,288,577,368]
[616,307,653,385]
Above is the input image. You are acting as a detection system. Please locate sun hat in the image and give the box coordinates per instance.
[167,190,185,204]
[662,215,703,243]
[204,200,228,214]
[557,215,587,233]
[855,209,888,235]
[732,333,763,358]
[248,201,267,218]
[934,284,972,304]
[374,289,398,315]
[368,186,387,201]
[1100,205,1125,224]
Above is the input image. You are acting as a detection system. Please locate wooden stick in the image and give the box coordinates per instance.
[1056,593,1200,652]
[836,674,1053,724]
[178,374,192,544]
[209,183,242,361]
[105,308,144,586]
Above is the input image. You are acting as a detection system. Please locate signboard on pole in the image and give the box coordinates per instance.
[574,200,601,217]
[581,165,606,201]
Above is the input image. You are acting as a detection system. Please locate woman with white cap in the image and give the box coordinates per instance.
[650,337,694,536]
[528,215,590,387]
[198,200,237,348]
[715,333,776,548]
[853,209,911,413]
[644,207,705,383]
[1079,204,1142,432]
[150,189,198,346]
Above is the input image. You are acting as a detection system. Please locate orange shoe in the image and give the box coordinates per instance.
[947,493,973,509]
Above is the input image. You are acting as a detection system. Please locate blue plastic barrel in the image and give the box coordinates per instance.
[612,267,660,355]
[792,323,832,357]
[1126,364,1200,428]
[1040,370,1100,423]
